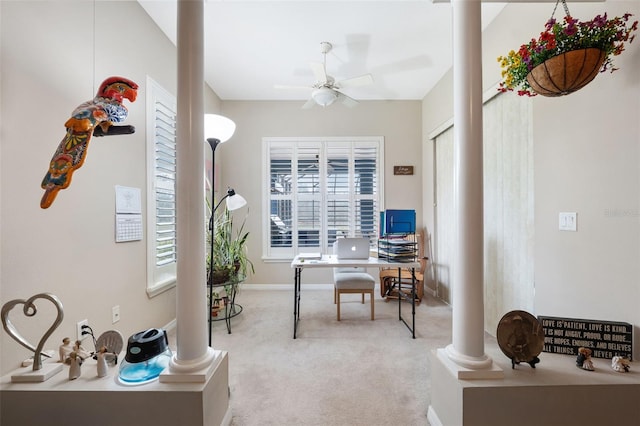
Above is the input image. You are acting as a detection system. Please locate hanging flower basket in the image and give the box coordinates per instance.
[526,48,606,97]
[497,0,638,97]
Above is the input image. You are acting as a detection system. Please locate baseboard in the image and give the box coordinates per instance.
[241,283,383,291]
[163,317,177,333]
[426,406,443,426]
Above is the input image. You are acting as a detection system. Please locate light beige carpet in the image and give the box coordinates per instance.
[206,288,453,426]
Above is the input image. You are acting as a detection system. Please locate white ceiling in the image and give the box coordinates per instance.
[138,1,508,104]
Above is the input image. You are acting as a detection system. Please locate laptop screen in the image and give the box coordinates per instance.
[334,238,371,259]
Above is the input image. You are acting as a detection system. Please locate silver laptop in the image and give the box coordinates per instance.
[334,238,371,260]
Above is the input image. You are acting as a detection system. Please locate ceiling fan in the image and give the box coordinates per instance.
[276,41,374,109]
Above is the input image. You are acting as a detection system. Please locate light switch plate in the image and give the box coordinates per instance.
[559,212,577,231]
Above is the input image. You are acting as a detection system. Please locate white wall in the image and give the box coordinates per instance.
[422,1,640,359]
[0,0,184,375]
[219,100,423,285]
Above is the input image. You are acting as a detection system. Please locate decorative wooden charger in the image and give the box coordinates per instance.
[496,310,545,369]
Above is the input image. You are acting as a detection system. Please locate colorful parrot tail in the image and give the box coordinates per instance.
[40,187,59,209]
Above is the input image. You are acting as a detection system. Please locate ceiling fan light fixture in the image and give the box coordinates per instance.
[312,87,338,107]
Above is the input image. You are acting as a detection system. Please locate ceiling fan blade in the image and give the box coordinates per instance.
[336,73,373,89]
[274,84,312,90]
[309,61,327,84]
[337,92,359,108]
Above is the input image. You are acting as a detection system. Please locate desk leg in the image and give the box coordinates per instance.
[397,267,417,339]
[411,267,416,338]
[293,267,301,339]
[397,267,402,320]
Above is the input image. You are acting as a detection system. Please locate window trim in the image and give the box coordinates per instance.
[145,76,177,297]
[261,136,385,261]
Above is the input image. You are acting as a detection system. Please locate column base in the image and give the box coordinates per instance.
[440,346,503,379]
[160,347,221,383]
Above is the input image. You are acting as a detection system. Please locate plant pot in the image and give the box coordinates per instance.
[211,268,231,284]
[526,48,606,97]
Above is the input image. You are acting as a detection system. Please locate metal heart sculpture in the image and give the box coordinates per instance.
[1,293,64,371]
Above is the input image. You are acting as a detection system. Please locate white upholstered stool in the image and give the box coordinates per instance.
[333,268,375,321]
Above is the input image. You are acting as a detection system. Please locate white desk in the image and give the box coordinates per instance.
[291,255,420,338]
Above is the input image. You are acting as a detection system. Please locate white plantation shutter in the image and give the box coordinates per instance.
[154,102,177,266]
[146,77,177,296]
[268,143,294,252]
[297,145,321,248]
[353,144,378,238]
[263,137,384,259]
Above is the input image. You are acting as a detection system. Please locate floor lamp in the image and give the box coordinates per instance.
[205,114,246,346]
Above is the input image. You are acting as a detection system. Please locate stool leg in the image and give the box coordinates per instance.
[337,290,341,321]
[361,293,365,304]
[370,291,375,320]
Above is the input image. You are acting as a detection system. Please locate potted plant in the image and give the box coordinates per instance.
[207,203,254,285]
[497,4,637,97]
[226,209,254,279]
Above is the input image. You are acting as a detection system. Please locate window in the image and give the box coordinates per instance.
[146,77,177,296]
[263,137,384,259]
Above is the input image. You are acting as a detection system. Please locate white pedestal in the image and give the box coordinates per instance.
[428,345,640,426]
[1,351,230,426]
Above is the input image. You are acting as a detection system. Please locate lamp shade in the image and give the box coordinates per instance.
[225,188,247,211]
[312,87,338,107]
[204,114,236,143]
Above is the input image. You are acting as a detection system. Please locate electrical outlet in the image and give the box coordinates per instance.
[112,305,120,324]
[76,319,88,341]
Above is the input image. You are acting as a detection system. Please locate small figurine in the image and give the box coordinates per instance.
[59,337,74,364]
[612,355,631,373]
[68,351,83,380]
[73,340,91,360]
[576,347,594,371]
[96,346,108,378]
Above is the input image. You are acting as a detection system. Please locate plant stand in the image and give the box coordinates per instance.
[208,277,243,335]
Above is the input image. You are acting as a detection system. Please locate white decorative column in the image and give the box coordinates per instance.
[428,1,502,422]
[161,0,219,381]
[437,0,501,378]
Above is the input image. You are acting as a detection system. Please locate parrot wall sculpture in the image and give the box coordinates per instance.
[40,76,139,209]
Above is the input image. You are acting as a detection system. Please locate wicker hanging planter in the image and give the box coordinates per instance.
[526,48,606,97]
[497,0,638,97]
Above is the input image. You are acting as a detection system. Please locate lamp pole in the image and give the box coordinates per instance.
[207,138,220,347]
[204,114,238,345]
